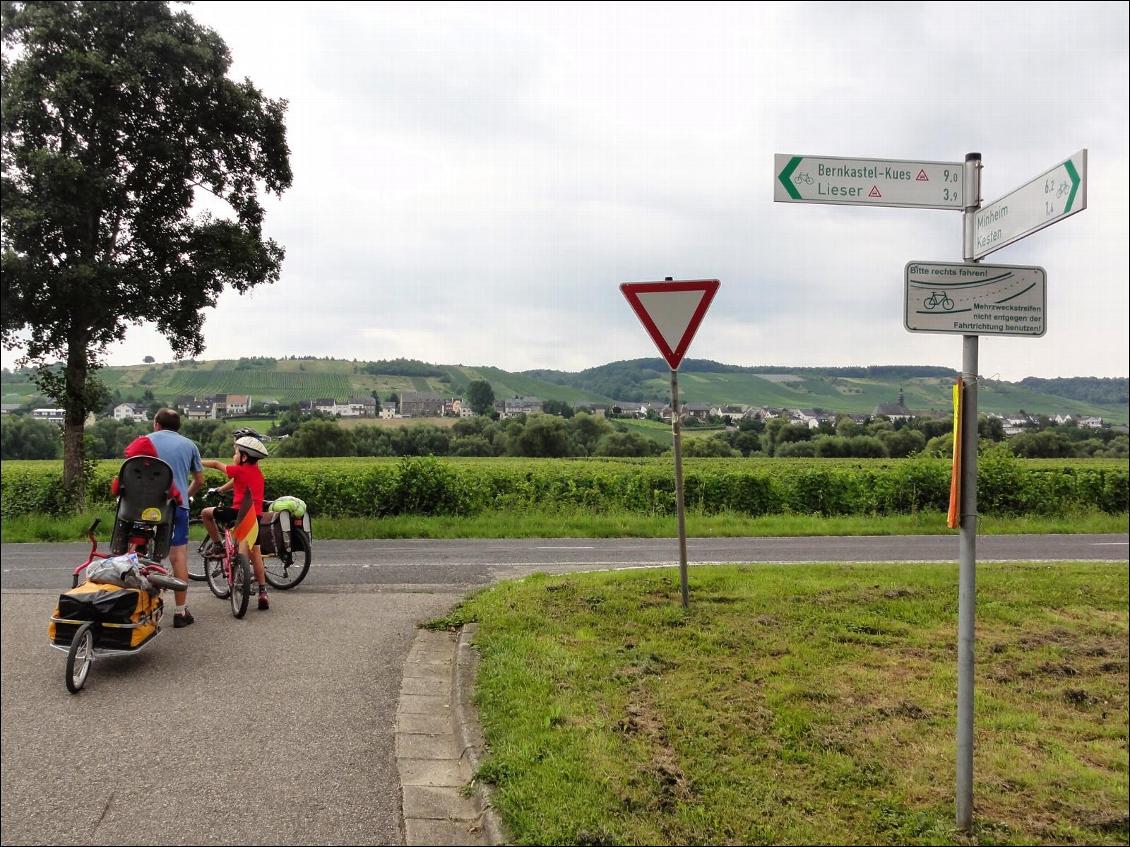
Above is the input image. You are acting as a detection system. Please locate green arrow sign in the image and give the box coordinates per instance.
[773,154,965,209]
[972,150,1088,260]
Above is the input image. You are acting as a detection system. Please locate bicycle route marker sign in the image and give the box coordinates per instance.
[972,149,1087,259]
[904,261,1046,337]
[620,279,720,371]
[774,154,965,209]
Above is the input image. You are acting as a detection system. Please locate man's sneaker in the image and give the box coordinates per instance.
[258,591,270,611]
[203,540,224,558]
[173,609,195,628]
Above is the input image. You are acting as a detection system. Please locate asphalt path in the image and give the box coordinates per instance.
[1,533,1126,845]
[2,534,1127,591]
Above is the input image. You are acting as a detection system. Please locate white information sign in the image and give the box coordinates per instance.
[904,261,1046,337]
[774,154,964,209]
[972,150,1087,259]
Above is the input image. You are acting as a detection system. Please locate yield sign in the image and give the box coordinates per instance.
[620,279,720,370]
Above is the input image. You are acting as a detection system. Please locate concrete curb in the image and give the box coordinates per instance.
[454,624,508,846]
[396,625,505,846]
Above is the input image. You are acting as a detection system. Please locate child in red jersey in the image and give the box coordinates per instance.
[200,435,271,610]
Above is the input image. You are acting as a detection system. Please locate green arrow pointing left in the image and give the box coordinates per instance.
[778,156,802,200]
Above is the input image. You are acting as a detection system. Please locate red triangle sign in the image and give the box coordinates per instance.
[916,169,929,181]
[868,185,882,198]
[620,279,720,371]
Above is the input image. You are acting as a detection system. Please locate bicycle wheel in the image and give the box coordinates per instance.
[229,554,251,619]
[265,531,311,590]
[186,522,207,581]
[942,296,954,310]
[205,552,231,600]
[66,621,95,694]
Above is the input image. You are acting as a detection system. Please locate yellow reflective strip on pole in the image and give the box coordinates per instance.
[948,377,963,528]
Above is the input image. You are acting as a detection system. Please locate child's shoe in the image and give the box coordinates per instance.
[258,590,270,611]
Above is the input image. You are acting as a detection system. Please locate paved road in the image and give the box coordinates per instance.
[2,534,1126,845]
[3,534,1127,591]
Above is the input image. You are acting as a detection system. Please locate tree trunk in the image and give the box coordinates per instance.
[62,339,89,510]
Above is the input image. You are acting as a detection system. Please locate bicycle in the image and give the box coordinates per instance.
[923,290,955,311]
[188,491,312,590]
[194,495,254,618]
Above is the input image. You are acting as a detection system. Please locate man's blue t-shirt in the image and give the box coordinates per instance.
[147,429,203,509]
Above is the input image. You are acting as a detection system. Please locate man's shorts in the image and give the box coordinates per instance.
[172,507,190,547]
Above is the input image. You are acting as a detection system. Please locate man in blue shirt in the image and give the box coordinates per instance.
[147,408,206,627]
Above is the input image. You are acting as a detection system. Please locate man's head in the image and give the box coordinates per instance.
[153,408,181,432]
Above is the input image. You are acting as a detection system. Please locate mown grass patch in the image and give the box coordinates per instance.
[437,563,1129,845]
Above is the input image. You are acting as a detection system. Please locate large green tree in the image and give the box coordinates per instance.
[466,380,495,416]
[1,1,291,497]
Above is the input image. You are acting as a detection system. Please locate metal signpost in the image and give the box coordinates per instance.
[774,154,965,209]
[620,278,720,610]
[774,148,1087,832]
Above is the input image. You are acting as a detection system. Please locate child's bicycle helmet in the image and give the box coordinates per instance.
[234,435,269,459]
[232,427,264,440]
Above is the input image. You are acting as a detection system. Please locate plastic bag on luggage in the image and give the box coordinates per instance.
[85,553,154,594]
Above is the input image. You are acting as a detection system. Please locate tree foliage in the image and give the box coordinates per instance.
[1,0,291,494]
[0,414,61,458]
[466,380,495,416]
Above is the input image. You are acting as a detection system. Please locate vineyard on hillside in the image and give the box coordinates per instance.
[161,369,354,403]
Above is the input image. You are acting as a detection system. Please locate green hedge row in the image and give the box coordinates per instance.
[2,453,1126,519]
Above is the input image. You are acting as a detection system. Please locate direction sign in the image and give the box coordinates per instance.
[904,261,1046,337]
[774,154,965,209]
[620,279,720,371]
[971,149,1087,259]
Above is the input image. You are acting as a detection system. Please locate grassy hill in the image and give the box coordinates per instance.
[2,357,1126,424]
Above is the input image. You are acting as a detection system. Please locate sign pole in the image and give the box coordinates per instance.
[670,366,690,609]
[956,151,982,833]
[620,275,719,612]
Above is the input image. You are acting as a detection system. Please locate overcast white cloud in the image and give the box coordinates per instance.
[8,1,1127,380]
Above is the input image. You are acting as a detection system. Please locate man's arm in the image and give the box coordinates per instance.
[187,470,206,500]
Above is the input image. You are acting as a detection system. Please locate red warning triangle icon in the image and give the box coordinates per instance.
[868,186,882,198]
[916,169,929,181]
[620,279,720,371]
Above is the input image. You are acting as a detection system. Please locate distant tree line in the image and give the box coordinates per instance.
[1018,377,1128,407]
[360,358,445,378]
[2,409,1125,461]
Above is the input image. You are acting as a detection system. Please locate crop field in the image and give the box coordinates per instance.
[4,456,1125,521]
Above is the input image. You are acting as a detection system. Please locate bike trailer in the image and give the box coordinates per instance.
[48,582,163,651]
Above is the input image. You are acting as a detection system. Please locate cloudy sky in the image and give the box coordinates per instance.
[10,2,1130,380]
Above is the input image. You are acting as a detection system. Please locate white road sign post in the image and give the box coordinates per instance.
[775,147,1089,832]
[904,262,1047,336]
[972,150,1087,259]
[774,154,965,209]
[621,278,720,610]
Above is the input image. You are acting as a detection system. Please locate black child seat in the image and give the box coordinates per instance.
[109,456,176,561]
